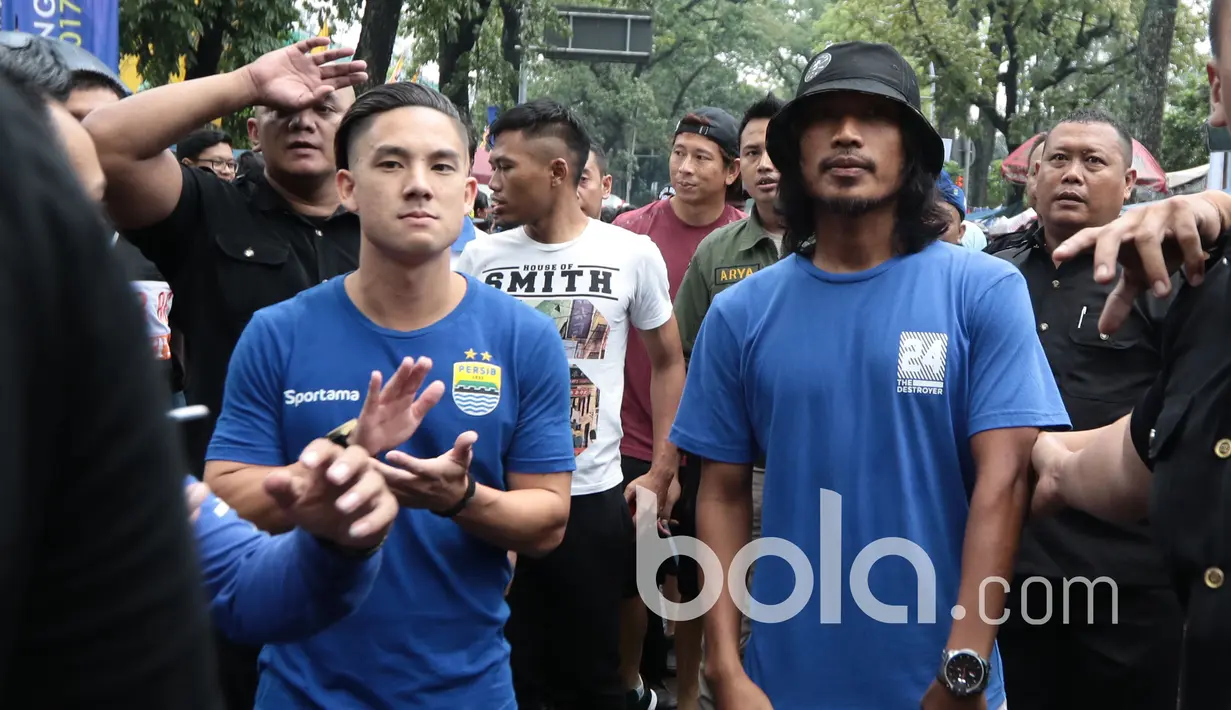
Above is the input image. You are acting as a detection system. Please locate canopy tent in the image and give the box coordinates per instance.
[1000,132,1168,194]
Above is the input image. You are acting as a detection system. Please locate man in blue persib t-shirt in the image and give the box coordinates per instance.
[203,80,576,709]
[669,42,1070,710]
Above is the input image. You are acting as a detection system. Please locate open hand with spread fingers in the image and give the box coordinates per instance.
[263,438,398,552]
[349,356,446,456]
[240,37,369,114]
[1052,192,1225,334]
[374,431,478,514]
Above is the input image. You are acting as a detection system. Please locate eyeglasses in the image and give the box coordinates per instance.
[199,157,238,172]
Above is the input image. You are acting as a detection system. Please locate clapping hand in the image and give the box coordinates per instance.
[240,37,368,113]
[264,438,398,551]
[350,356,446,455]
[374,431,478,513]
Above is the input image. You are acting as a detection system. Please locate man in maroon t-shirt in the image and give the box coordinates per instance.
[614,107,744,710]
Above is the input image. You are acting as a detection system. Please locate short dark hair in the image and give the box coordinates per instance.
[474,190,490,209]
[237,150,265,179]
[1214,0,1226,58]
[739,93,786,141]
[334,81,469,171]
[70,71,126,99]
[0,33,72,104]
[176,128,232,161]
[491,98,592,188]
[589,143,608,176]
[779,126,948,257]
[1048,109,1133,167]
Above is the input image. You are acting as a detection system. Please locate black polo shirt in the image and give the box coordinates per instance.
[991,226,1173,586]
[1129,241,1231,707]
[123,165,361,472]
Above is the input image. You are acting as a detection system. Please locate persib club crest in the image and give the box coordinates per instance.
[452,349,502,417]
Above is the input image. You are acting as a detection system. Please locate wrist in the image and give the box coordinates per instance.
[433,474,477,518]
[229,66,264,108]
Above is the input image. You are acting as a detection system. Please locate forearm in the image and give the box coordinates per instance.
[207,528,381,645]
[648,355,687,473]
[947,457,1029,658]
[455,484,570,556]
[1058,415,1150,523]
[203,465,293,533]
[697,463,754,678]
[83,70,258,164]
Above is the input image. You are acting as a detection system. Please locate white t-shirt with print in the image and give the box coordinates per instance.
[457,218,673,496]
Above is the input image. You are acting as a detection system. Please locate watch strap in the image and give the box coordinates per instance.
[434,474,476,518]
[326,418,358,448]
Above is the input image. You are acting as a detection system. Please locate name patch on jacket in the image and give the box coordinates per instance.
[714,264,760,285]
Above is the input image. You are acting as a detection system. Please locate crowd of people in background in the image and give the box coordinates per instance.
[4,4,1231,710]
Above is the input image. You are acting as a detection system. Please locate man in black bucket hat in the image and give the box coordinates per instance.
[669,41,1067,709]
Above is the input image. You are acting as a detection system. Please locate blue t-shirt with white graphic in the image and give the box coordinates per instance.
[670,242,1069,709]
[207,273,575,710]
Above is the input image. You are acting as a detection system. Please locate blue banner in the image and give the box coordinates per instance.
[1,0,120,74]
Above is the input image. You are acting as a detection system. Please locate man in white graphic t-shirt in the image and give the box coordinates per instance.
[457,99,686,710]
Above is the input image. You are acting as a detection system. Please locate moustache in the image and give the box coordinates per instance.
[821,152,877,172]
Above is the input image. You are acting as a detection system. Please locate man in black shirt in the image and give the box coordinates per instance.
[0,67,220,709]
[989,110,1183,709]
[83,38,369,480]
[1030,3,1231,707]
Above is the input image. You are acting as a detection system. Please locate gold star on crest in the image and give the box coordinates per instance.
[481,351,493,361]
[464,348,477,360]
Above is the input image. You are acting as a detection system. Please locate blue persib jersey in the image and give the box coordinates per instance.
[670,243,1069,709]
[207,274,575,710]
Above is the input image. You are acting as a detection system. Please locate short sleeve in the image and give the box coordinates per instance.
[630,239,674,331]
[674,247,711,359]
[504,316,578,474]
[206,311,287,466]
[119,165,218,284]
[669,304,756,463]
[966,271,1071,436]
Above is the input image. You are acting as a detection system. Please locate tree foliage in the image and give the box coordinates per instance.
[817,0,1207,204]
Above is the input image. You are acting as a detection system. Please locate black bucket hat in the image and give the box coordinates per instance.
[766,41,944,176]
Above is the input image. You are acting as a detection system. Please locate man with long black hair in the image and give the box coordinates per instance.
[669,41,1068,709]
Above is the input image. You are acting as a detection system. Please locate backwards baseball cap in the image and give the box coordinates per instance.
[675,107,739,159]
[936,170,965,219]
[766,41,945,176]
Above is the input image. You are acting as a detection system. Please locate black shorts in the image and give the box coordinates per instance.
[506,484,635,710]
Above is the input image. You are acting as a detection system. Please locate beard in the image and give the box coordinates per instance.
[813,190,897,217]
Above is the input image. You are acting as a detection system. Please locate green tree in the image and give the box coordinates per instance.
[816,0,1204,206]
[1159,67,1214,171]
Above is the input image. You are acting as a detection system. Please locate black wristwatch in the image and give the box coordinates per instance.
[327,419,358,448]
[433,474,477,518]
[938,648,990,697]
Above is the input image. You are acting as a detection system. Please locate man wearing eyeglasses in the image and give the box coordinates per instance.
[177,128,238,182]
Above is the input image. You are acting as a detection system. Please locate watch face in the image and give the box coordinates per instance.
[944,652,986,694]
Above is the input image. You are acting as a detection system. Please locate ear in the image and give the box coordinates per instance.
[550,157,570,188]
[1123,167,1138,201]
[181,157,192,167]
[247,116,261,148]
[725,157,741,186]
[601,174,613,199]
[1210,60,1227,128]
[958,222,967,239]
[336,169,358,213]
[464,176,479,211]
